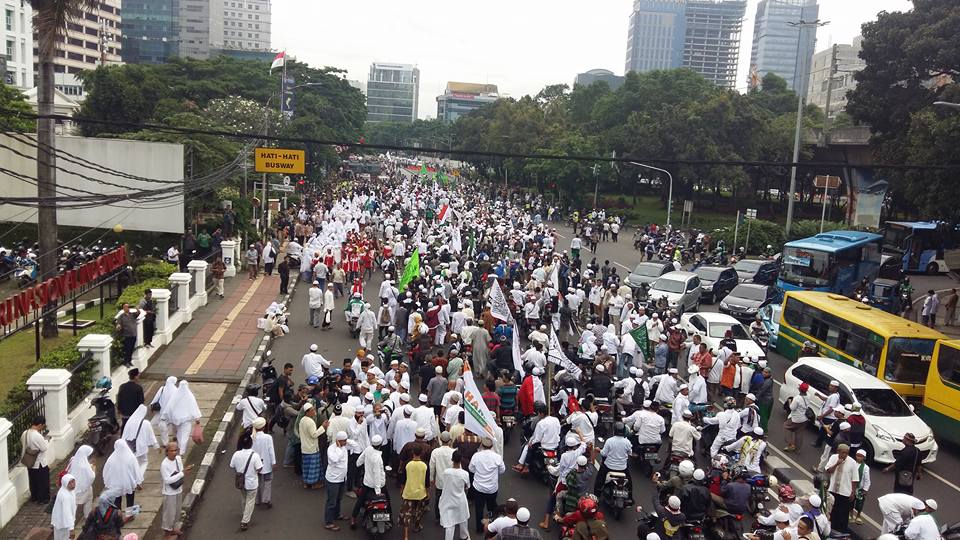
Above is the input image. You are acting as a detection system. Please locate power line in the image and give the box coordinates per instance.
[2,107,957,172]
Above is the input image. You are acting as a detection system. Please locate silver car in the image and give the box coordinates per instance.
[649,271,702,314]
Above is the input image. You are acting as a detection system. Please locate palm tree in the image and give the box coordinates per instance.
[33,0,99,336]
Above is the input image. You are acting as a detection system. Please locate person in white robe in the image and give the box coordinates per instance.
[150,376,178,444]
[439,454,471,540]
[121,404,158,477]
[166,381,202,456]
[102,439,143,508]
[51,474,77,540]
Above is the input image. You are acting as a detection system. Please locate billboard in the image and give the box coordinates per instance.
[845,167,888,229]
[0,134,185,233]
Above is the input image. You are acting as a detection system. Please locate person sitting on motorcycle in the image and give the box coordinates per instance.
[627,400,665,475]
[652,496,687,540]
[750,316,765,338]
[590,363,613,399]
[345,292,366,321]
[558,494,606,532]
[513,403,560,475]
[723,426,767,476]
[594,422,634,504]
[852,277,870,300]
[540,435,587,530]
[713,466,752,516]
[745,511,793,540]
[558,455,592,517]
[655,459,694,502]
[800,494,830,539]
[378,329,404,366]
[571,495,609,540]
[776,485,803,524]
[704,397,741,457]
[679,469,713,522]
[496,371,518,409]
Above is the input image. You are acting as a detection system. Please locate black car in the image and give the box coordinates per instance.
[733,258,779,285]
[693,265,739,304]
[879,254,904,281]
[719,283,777,321]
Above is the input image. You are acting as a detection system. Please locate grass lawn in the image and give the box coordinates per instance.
[600,195,737,231]
[0,305,112,401]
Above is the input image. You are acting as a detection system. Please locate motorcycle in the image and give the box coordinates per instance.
[637,443,661,476]
[751,328,769,350]
[662,453,686,478]
[745,473,773,513]
[85,386,120,456]
[259,350,278,400]
[362,491,393,538]
[529,446,559,486]
[500,406,516,444]
[600,470,631,520]
[15,257,37,288]
[684,520,707,540]
[595,398,615,439]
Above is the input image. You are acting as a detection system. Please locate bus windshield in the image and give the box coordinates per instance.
[885,338,936,384]
[780,247,833,288]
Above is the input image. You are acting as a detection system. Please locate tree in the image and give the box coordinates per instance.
[0,84,35,132]
[33,0,101,337]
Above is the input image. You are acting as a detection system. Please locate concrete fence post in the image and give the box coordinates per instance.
[26,369,74,462]
[76,334,114,381]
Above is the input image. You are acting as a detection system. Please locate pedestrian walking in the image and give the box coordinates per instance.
[469,438,504,533]
[262,241,276,276]
[230,432,263,531]
[278,257,290,294]
[439,450,470,540]
[921,289,939,327]
[68,445,96,523]
[308,281,323,328]
[150,376,178,446]
[783,382,810,451]
[251,417,276,508]
[332,265,346,298]
[121,404,159,478]
[21,415,50,504]
[825,444,858,534]
[103,439,143,509]
[325,431,356,531]
[400,445,429,539]
[298,402,326,489]
[945,288,958,326]
[323,283,336,329]
[883,432,922,494]
[245,244,259,279]
[116,368,144,430]
[160,441,190,537]
[51,474,77,540]
[211,256,227,298]
[166,381,202,456]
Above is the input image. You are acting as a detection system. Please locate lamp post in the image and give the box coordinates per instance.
[784,19,830,239]
[629,161,675,228]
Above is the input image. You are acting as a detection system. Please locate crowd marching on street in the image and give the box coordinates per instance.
[20,159,948,540]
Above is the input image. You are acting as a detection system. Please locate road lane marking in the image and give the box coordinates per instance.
[923,468,960,492]
[185,276,264,375]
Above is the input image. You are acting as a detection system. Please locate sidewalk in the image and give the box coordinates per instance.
[0,269,285,540]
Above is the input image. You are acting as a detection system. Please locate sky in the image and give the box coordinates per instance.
[272,0,914,119]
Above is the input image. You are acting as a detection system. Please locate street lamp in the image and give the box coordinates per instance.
[629,161,675,228]
[784,19,830,239]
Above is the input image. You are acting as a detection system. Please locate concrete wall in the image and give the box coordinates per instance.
[0,133,185,234]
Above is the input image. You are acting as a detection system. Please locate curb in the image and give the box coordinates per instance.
[176,278,298,532]
[55,297,104,319]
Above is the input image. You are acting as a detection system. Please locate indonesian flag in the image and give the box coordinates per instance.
[271,51,285,71]
[461,361,498,440]
[438,204,453,224]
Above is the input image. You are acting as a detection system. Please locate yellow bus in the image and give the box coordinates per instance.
[922,340,960,446]
[776,291,947,401]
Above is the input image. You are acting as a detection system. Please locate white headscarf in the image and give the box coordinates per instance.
[166,381,201,425]
[121,404,157,457]
[154,376,178,418]
[102,439,143,494]
[68,445,96,493]
[51,474,77,529]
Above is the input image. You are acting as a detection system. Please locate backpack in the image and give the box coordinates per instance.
[632,378,647,408]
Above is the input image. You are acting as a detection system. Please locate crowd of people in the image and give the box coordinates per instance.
[21,160,948,540]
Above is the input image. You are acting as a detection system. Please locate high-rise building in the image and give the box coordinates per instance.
[2,0,34,89]
[221,0,270,52]
[574,69,625,90]
[625,0,747,89]
[807,36,865,118]
[748,0,819,94]
[436,82,498,123]
[120,0,180,64]
[366,62,419,123]
[32,0,122,98]
[179,0,223,59]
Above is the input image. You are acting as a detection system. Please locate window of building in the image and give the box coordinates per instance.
[68,37,83,46]
[85,41,98,50]
[6,9,14,31]
[5,39,13,61]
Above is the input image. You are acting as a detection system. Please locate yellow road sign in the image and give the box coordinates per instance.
[255,148,305,174]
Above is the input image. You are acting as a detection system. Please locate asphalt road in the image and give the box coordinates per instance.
[185,221,960,539]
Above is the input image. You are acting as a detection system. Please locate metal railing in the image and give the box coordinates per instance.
[6,391,47,468]
[167,284,179,317]
[66,351,96,409]
[188,276,197,298]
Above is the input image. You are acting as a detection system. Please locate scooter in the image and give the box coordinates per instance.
[362,491,393,539]
[85,382,119,456]
[260,350,278,401]
[600,470,630,520]
[500,405,516,444]
[528,446,559,486]
[15,257,37,288]
[746,473,774,513]
[637,443,661,476]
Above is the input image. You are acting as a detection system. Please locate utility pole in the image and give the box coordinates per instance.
[820,44,839,147]
[592,163,600,208]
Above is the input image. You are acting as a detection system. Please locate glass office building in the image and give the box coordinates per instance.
[749,0,819,94]
[366,62,419,123]
[121,0,180,64]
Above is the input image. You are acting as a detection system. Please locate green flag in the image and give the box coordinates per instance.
[436,171,448,185]
[629,324,650,360]
[398,247,420,293]
[419,164,429,176]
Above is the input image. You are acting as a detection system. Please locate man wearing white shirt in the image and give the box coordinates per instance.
[520,343,546,371]
[672,385,690,424]
[877,493,923,534]
[366,403,389,447]
[514,404,560,474]
[428,432,456,522]
[308,281,324,328]
[469,438,505,534]
[236,386,267,429]
[723,427,767,475]
[325,432,359,531]
[903,499,940,540]
[654,368,680,405]
[595,423,635,502]
[668,410,701,458]
[687,366,708,412]
[251,417,276,507]
[230,433,263,531]
[825,444,859,534]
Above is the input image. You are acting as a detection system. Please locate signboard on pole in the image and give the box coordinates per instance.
[745,208,758,220]
[255,148,305,174]
[814,175,841,189]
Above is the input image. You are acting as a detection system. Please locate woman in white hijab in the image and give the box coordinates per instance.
[68,445,96,522]
[151,376,178,444]
[121,404,158,476]
[51,474,77,540]
[166,381,202,456]
[102,439,143,508]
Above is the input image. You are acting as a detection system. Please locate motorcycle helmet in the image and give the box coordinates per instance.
[95,376,112,390]
[577,495,599,518]
[305,375,320,386]
[778,485,796,502]
[679,459,695,478]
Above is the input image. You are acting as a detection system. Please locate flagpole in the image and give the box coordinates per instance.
[546,331,553,416]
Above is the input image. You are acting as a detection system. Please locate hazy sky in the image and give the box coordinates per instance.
[272,0,913,119]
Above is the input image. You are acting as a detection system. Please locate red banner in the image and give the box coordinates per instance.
[0,246,127,327]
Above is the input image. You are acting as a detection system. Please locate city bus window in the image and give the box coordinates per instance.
[937,344,960,386]
[885,338,935,384]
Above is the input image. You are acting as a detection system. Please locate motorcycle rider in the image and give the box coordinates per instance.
[679,468,713,523]
[539,434,587,530]
[594,422,634,504]
[590,363,613,399]
[714,467,752,516]
[722,427,767,476]
[571,495,609,540]
[628,400,666,476]
[513,403,560,476]
[704,397,741,457]
[667,410,701,460]
[655,460,694,501]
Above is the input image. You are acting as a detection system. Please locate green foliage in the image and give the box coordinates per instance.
[115,278,170,312]
[712,218,848,255]
[0,84,35,132]
[788,220,847,241]
[846,0,960,219]
[135,261,177,281]
[364,119,453,148]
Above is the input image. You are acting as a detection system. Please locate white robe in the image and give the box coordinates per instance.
[439,468,471,528]
[392,418,417,453]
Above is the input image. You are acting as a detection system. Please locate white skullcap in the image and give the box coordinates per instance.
[533,367,544,376]
[516,508,531,522]
[566,435,578,447]
[595,364,605,373]
[911,499,926,510]
[668,368,678,374]
[310,344,318,351]
[679,384,688,390]
[830,380,840,386]
[693,469,705,481]
[643,400,652,408]
[364,392,374,401]
[400,393,410,402]
[302,402,314,412]
[435,366,443,374]
[746,393,756,401]
[335,431,348,441]
[668,496,681,510]
[689,365,700,375]
[840,422,851,430]
[576,455,588,466]
[252,417,266,430]
[753,427,764,436]
[415,427,425,437]
[371,435,383,446]
[647,534,661,540]
[808,494,822,508]
[340,385,352,393]
[925,499,937,511]
[418,393,428,403]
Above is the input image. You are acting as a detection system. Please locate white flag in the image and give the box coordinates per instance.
[462,361,499,440]
[511,320,524,373]
[451,226,462,254]
[547,329,582,378]
[411,220,423,247]
[488,279,511,322]
[548,263,559,290]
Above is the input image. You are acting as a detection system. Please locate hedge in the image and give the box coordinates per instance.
[711,219,847,256]
[135,261,177,281]
[115,278,170,312]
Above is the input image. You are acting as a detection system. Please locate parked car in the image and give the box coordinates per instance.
[693,265,739,304]
[649,271,701,314]
[733,258,779,285]
[719,284,777,321]
[678,312,766,362]
[758,304,781,349]
[627,260,675,293]
[779,357,938,464]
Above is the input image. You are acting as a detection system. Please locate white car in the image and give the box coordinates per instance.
[678,312,766,362]
[778,357,938,464]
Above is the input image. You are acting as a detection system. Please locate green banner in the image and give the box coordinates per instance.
[629,324,650,360]
[398,247,420,293]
